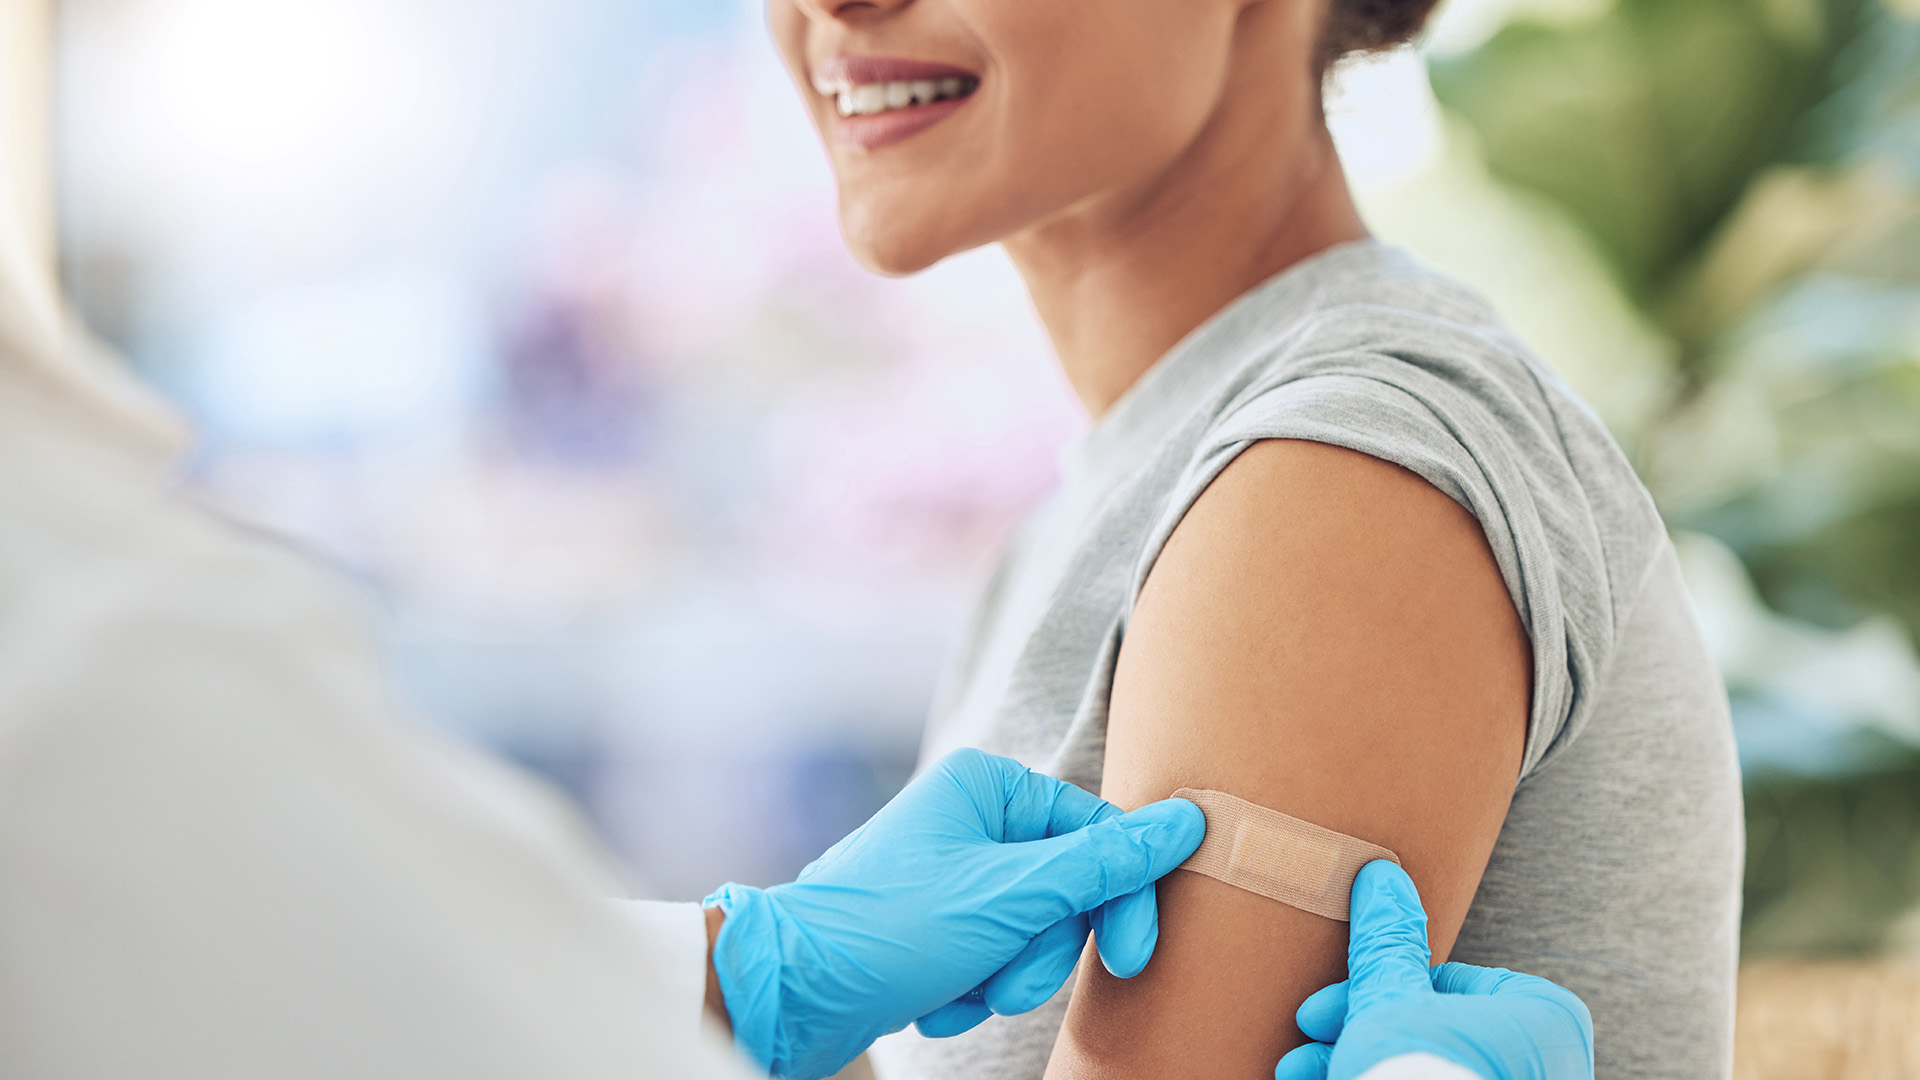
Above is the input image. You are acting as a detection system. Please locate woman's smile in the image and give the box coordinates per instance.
[810,55,981,151]
[766,0,1270,275]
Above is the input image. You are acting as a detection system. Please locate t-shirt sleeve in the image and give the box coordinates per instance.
[1134,356,1636,781]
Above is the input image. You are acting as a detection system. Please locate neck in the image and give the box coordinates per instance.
[1001,6,1367,418]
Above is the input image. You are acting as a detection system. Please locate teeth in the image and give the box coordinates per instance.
[828,76,978,117]
[850,84,886,115]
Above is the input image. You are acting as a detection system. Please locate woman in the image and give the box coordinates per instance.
[767,1,1743,1079]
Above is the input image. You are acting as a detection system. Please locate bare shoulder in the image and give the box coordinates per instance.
[1045,439,1531,1080]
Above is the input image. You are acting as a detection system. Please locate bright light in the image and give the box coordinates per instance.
[1326,48,1444,193]
[148,0,387,165]
[61,0,474,263]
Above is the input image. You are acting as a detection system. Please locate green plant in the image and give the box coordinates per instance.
[1431,0,1920,955]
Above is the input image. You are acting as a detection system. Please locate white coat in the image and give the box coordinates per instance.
[0,249,753,1077]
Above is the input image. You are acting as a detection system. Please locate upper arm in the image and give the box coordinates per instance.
[1045,439,1531,1080]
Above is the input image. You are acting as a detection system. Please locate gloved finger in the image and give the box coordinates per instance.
[1091,881,1158,978]
[1019,796,1205,917]
[1273,1040,1334,1080]
[1510,992,1597,1079]
[1294,979,1349,1043]
[934,748,1120,844]
[932,748,1022,840]
[983,914,1089,1015]
[1003,760,1118,844]
[1431,960,1528,996]
[1432,962,1596,1050]
[914,995,994,1038]
[1344,860,1435,1013]
[1431,978,1594,1076]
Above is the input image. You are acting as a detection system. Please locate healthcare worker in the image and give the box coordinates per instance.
[0,214,1591,1080]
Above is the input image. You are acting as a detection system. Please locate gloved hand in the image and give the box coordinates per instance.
[1274,861,1593,1080]
[704,748,1205,1080]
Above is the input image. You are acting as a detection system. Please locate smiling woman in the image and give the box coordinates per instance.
[765,0,1743,1079]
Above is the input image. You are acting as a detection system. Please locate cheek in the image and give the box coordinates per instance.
[998,4,1236,203]
[991,4,1238,201]
[825,0,1240,273]
[766,1,810,95]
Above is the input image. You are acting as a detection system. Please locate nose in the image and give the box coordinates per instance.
[790,0,913,22]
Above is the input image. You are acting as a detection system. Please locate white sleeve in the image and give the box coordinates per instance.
[1355,1053,1490,1080]
[0,513,762,1080]
[616,900,717,1034]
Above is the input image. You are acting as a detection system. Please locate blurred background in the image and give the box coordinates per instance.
[14,0,1920,1070]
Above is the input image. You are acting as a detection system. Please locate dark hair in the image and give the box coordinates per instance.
[1318,0,1442,69]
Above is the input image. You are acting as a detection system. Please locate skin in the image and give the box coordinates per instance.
[768,0,1531,1076]
[1049,441,1527,1077]
[705,906,731,1036]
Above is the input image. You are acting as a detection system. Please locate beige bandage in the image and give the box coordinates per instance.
[1171,788,1400,922]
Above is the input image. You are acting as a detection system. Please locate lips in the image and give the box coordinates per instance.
[812,55,979,91]
[810,55,982,152]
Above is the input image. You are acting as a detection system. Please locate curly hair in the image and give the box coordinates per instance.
[1318,0,1443,69]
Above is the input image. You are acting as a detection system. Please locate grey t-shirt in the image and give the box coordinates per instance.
[869,240,1743,1080]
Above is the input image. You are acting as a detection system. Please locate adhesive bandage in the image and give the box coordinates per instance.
[1171,788,1400,922]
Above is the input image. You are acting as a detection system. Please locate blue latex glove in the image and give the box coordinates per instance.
[1274,861,1594,1080]
[704,748,1205,1080]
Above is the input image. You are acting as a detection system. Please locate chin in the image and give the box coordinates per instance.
[837,193,980,278]
[845,236,941,277]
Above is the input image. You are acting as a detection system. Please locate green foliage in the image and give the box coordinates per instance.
[1431,0,1920,955]
[1434,0,1920,635]
[1744,752,1920,956]
[1706,357,1920,636]
[1433,0,1876,322]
